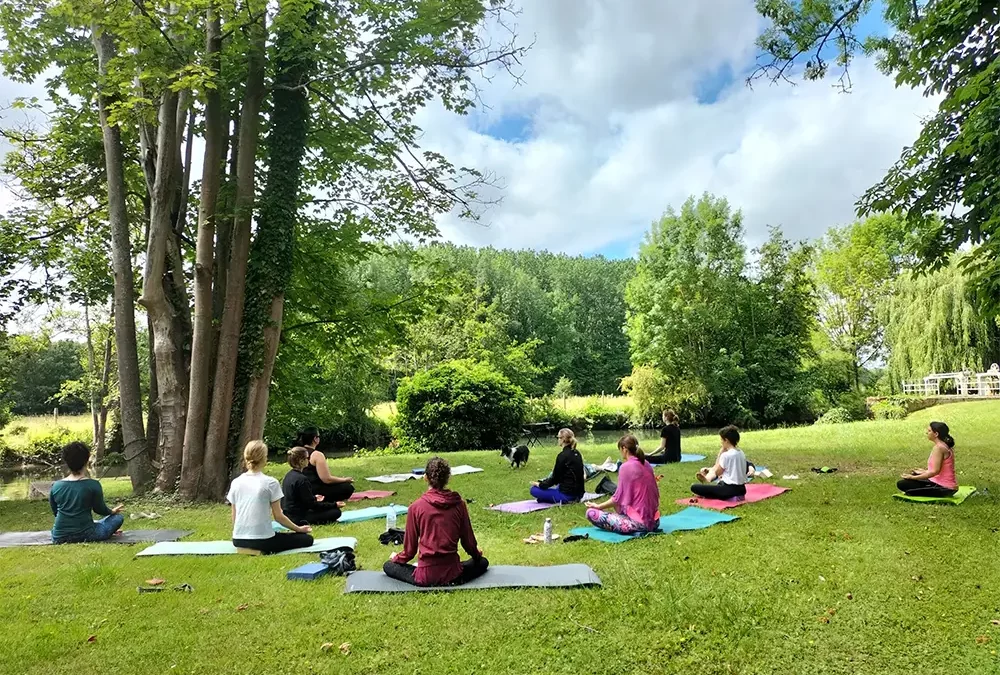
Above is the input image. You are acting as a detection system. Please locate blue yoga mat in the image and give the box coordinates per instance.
[338,504,408,524]
[568,506,738,543]
[680,454,706,463]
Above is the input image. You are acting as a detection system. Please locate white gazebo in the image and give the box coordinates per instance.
[902,364,1000,397]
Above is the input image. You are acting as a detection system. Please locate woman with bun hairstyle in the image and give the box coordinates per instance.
[584,435,660,535]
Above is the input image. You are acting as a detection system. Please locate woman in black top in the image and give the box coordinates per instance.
[282,448,344,525]
[296,426,355,502]
[647,409,682,464]
[529,428,586,503]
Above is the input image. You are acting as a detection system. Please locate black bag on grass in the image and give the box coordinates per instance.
[320,547,357,576]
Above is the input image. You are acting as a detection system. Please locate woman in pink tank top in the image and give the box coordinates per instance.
[896,421,957,498]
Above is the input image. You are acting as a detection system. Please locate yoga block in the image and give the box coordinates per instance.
[287,562,329,581]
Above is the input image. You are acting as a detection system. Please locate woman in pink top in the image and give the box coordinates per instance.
[897,421,958,498]
[585,435,660,534]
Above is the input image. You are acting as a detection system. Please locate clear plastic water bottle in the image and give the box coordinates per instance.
[543,517,553,544]
[386,504,397,532]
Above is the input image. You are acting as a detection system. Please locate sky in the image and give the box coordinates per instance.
[0,0,937,260]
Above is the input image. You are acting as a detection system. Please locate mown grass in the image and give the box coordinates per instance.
[1,401,999,675]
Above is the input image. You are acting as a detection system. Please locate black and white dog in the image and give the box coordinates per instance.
[501,444,530,469]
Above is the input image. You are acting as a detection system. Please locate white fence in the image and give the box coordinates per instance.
[901,365,1000,397]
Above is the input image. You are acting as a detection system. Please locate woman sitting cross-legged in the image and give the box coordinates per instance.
[690,425,747,500]
[584,435,660,535]
[282,447,344,526]
[529,428,585,504]
[384,457,489,587]
[228,440,313,555]
[50,441,125,544]
[897,421,958,498]
[296,426,355,503]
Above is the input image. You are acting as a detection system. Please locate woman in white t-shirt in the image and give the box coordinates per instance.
[228,441,314,554]
[690,425,747,499]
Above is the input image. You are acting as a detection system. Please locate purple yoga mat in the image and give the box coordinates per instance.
[490,493,601,514]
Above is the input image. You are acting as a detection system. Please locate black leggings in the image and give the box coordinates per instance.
[315,481,355,502]
[897,479,957,498]
[233,532,314,555]
[382,557,490,587]
[647,453,680,465]
[691,482,746,499]
[287,504,342,526]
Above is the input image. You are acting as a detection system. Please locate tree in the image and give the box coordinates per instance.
[2,0,527,499]
[883,258,1000,386]
[552,376,573,407]
[752,0,1000,318]
[0,334,86,415]
[625,194,817,425]
[813,214,909,390]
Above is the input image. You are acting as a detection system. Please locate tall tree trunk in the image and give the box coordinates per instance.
[146,314,160,461]
[91,25,154,493]
[83,300,100,458]
[139,84,187,494]
[200,6,268,500]
[235,0,318,448]
[213,98,240,325]
[97,317,114,461]
[179,3,225,500]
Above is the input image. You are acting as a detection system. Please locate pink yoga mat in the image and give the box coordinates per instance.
[675,483,790,510]
[349,490,396,502]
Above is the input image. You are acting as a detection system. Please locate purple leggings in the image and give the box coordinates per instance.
[585,508,651,535]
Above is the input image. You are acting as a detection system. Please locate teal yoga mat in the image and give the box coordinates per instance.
[894,485,976,505]
[135,536,357,557]
[680,454,705,463]
[568,506,738,543]
[339,504,408,523]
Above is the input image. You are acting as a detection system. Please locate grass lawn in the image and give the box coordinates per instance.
[1,401,998,675]
[1,414,92,452]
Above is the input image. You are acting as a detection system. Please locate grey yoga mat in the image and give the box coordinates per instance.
[135,536,357,557]
[0,529,193,548]
[343,563,602,593]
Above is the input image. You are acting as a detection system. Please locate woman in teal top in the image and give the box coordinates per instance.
[49,442,124,544]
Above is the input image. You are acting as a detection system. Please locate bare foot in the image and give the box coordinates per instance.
[336,501,346,507]
[695,471,707,484]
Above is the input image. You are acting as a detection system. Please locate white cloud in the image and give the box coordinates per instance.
[417,1,937,255]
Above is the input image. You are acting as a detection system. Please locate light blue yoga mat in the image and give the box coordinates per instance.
[135,536,357,557]
[680,454,706,463]
[568,506,738,543]
[338,504,408,524]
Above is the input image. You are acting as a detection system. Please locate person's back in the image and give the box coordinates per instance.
[50,478,107,541]
[930,447,957,489]
[718,447,748,486]
[616,456,660,529]
[662,424,681,463]
[409,488,469,576]
[281,468,311,516]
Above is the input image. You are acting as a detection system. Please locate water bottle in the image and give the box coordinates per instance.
[386,504,397,531]
[543,517,553,544]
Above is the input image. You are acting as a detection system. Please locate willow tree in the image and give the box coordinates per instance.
[883,260,1000,386]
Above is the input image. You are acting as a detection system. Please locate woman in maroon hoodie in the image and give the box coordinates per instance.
[383,457,489,586]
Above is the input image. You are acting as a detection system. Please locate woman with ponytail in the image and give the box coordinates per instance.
[227,441,314,554]
[897,421,958,498]
[530,428,585,503]
[584,435,660,535]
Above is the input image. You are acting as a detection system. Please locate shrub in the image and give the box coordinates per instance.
[396,360,527,452]
[834,391,869,421]
[870,398,909,420]
[524,396,573,429]
[581,396,633,430]
[815,407,852,425]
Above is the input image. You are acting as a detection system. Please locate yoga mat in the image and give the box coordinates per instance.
[676,483,791,510]
[894,485,976,505]
[344,564,601,593]
[0,529,192,549]
[680,454,706,463]
[338,504,408,523]
[367,466,483,483]
[489,493,602,514]
[568,507,738,543]
[136,536,357,557]
[349,490,396,501]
